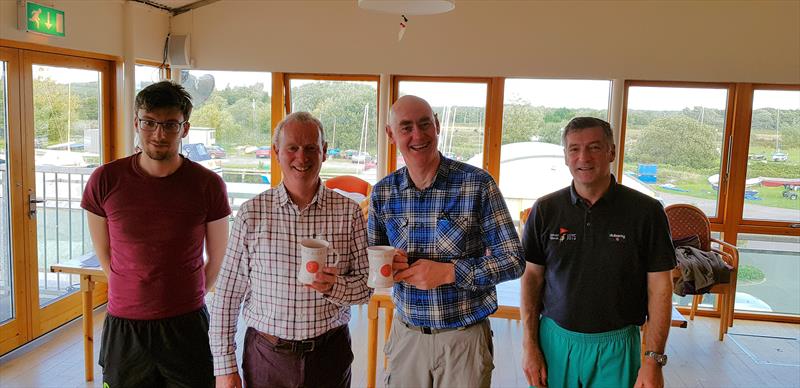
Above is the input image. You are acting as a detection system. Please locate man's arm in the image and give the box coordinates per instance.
[86,212,111,276]
[635,270,673,388]
[204,216,230,292]
[452,178,525,290]
[209,208,251,378]
[521,262,548,387]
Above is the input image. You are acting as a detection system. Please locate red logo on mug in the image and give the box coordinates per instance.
[380,264,392,277]
[306,261,320,273]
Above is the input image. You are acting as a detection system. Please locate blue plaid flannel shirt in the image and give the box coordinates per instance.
[368,157,525,329]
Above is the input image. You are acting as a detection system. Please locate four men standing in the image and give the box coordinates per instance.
[84,83,675,388]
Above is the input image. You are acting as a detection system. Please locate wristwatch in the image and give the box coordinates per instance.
[644,351,668,366]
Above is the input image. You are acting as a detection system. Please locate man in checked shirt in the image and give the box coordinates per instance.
[369,95,526,388]
[210,111,371,388]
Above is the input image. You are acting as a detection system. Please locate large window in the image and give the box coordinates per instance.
[180,70,272,214]
[621,84,732,219]
[395,79,488,170]
[134,64,162,95]
[735,234,800,315]
[742,89,800,223]
[287,77,379,184]
[498,79,611,221]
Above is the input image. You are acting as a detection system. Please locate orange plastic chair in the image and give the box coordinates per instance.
[325,175,372,220]
[665,204,739,341]
[519,207,532,237]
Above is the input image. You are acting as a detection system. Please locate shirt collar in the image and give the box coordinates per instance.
[275,180,325,210]
[569,174,618,206]
[398,153,451,192]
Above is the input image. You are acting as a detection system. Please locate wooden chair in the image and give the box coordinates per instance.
[325,175,372,220]
[665,204,739,341]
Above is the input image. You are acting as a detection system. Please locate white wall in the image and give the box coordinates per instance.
[167,0,800,84]
[0,0,168,60]
[2,1,796,83]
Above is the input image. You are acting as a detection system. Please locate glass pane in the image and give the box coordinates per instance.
[32,65,101,306]
[497,79,610,224]
[396,81,487,170]
[622,86,729,218]
[742,90,800,222]
[289,79,379,185]
[180,70,272,216]
[735,234,800,315]
[135,64,161,95]
[0,62,13,323]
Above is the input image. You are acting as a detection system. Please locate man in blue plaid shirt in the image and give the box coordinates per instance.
[368,95,525,388]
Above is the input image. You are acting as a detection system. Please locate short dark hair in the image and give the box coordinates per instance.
[562,117,614,147]
[134,81,193,120]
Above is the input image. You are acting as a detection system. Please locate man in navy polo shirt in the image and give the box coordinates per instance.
[520,117,676,388]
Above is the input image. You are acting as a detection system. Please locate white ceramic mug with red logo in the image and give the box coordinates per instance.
[367,246,395,288]
[298,238,329,285]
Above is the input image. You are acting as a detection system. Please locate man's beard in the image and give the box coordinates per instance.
[143,143,176,161]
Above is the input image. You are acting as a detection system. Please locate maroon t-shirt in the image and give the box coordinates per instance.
[81,154,230,320]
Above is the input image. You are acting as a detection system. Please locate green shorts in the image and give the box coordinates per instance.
[536,316,640,388]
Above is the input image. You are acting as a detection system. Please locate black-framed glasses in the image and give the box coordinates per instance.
[137,117,186,134]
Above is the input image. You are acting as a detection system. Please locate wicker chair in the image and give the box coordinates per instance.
[665,204,739,341]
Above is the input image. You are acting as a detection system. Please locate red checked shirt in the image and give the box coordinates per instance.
[209,182,371,376]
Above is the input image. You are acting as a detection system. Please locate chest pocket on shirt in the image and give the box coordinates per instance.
[436,216,468,257]
[386,217,408,248]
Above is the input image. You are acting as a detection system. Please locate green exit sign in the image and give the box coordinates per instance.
[23,2,65,37]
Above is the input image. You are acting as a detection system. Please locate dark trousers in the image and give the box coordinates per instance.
[99,306,214,388]
[242,325,354,388]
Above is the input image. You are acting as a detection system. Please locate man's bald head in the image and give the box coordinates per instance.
[389,95,435,128]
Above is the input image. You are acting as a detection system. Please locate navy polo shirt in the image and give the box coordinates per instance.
[522,176,676,333]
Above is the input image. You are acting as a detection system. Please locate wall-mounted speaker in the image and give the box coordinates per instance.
[168,34,192,69]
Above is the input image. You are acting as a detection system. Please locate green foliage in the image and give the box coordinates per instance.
[191,84,272,147]
[501,102,543,144]
[32,78,100,145]
[628,116,719,169]
[500,101,607,146]
[292,82,377,151]
[738,264,765,283]
[745,161,799,178]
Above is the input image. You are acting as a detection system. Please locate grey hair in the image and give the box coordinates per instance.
[562,117,614,147]
[272,111,325,147]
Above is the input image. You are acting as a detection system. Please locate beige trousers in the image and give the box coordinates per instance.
[384,314,494,388]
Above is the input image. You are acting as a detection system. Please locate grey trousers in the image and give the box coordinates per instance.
[384,314,494,388]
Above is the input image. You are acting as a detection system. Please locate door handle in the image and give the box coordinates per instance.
[28,192,45,218]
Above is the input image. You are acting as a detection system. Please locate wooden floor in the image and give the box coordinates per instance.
[1,305,799,388]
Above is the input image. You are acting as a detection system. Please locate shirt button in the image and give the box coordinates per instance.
[586,222,591,226]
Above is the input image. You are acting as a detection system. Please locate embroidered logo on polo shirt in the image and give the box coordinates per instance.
[549,227,577,242]
[609,233,626,242]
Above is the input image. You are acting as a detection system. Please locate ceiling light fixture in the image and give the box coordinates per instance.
[357,0,455,15]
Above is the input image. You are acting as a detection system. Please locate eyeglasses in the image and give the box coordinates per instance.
[137,117,186,134]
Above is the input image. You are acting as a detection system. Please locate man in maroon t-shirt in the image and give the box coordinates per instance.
[81,81,230,388]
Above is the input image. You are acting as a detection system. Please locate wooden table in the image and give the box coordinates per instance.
[51,260,106,382]
[365,283,687,388]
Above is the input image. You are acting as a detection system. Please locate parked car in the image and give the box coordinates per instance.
[327,148,341,157]
[255,146,271,159]
[772,152,788,162]
[207,145,226,159]
[748,153,766,161]
[351,151,372,163]
[339,149,358,159]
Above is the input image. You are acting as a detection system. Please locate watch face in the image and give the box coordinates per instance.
[646,351,668,366]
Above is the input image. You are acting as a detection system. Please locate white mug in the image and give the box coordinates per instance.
[298,238,329,285]
[367,245,395,288]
